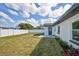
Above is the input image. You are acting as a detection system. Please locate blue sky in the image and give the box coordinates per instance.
[0,3,73,27]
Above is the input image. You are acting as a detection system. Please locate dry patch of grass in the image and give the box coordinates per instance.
[0,33,41,56]
[0,33,64,56]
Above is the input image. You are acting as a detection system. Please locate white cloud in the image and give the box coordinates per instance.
[38,3,58,16]
[21,4,38,18]
[5,3,58,17]
[21,4,38,15]
[5,3,21,11]
[48,4,72,18]
[0,18,7,23]
[4,3,72,25]
[0,11,15,23]
[5,3,30,18]
[22,12,30,18]
[22,4,32,13]
[64,4,72,12]
[49,7,64,18]
[38,6,51,16]
[14,20,27,27]
[5,3,72,18]
[40,18,57,25]
[8,9,18,15]
[15,18,39,27]
[47,18,57,23]
[26,18,39,27]
[38,3,58,8]
[5,3,56,17]
[5,3,38,18]
[29,4,38,14]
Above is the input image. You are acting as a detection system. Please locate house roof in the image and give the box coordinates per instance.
[43,3,79,27]
[53,3,79,26]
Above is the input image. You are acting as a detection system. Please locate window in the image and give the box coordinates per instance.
[72,21,79,41]
[58,26,60,34]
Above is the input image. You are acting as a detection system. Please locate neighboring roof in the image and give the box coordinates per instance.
[43,3,79,27]
[42,23,54,27]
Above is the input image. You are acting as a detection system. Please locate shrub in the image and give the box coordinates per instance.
[55,37,73,50]
[34,33,44,36]
[55,37,76,56]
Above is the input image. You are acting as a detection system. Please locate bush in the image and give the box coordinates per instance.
[34,33,44,36]
[55,37,73,50]
[55,37,76,56]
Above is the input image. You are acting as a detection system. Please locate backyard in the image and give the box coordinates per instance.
[0,33,64,56]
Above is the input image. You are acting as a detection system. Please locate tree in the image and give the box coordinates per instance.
[18,23,34,29]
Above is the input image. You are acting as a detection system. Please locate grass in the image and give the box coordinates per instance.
[0,33,64,56]
[31,37,64,56]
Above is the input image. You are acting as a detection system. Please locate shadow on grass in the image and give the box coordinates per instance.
[30,37,64,56]
[33,33,44,36]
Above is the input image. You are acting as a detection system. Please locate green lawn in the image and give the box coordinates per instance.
[0,33,64,56]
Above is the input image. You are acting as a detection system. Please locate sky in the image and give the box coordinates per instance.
[0,3,73,28]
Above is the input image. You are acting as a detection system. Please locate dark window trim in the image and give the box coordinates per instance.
[58,26,60,34]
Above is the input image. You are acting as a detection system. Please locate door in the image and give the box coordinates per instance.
[48,27,52,35]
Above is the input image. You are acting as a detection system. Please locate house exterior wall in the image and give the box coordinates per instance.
[44,27,49,36]
[53,25,60,37]
[52,27,55,35]
[53,13,79,48]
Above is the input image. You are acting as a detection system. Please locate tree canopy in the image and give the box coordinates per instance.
[18,23,34,29]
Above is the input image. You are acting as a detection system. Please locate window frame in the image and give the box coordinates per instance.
[58,26,60,34]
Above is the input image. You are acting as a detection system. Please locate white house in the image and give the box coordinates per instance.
[43,4,79,49]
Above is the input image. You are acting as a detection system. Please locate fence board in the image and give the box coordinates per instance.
[0,29,44,37]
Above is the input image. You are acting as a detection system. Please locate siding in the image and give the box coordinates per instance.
[43,27,49,36]
[53,13,79,48]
